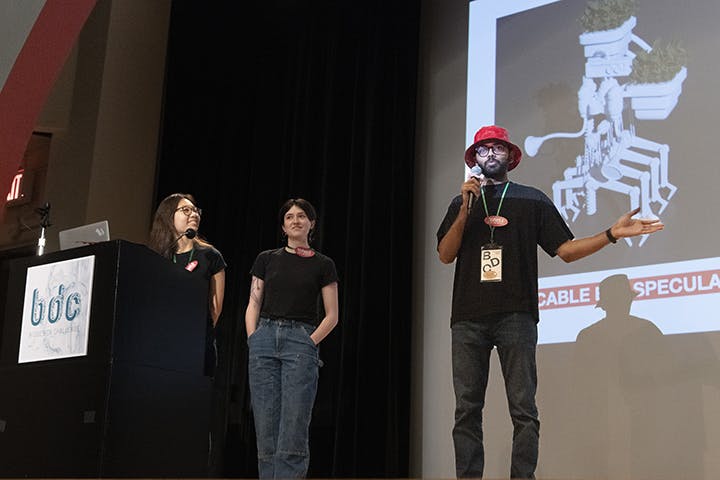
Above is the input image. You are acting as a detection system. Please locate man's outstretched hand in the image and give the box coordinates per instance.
[611,207,664,240]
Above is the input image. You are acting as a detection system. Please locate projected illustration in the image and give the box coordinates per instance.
[524,8,687,247]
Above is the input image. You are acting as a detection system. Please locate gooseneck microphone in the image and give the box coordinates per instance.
[35,202,52,256]
[166,228,197,255]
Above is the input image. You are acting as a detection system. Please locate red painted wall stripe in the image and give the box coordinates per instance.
[0,0,97,216]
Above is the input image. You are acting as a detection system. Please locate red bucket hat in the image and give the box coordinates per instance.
[464,125,522,171]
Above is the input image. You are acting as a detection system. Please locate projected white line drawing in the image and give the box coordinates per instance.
[524,14,687,247]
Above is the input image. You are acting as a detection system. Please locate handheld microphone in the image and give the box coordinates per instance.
[468,166,484,213]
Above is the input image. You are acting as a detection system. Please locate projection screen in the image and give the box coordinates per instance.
[467,0,720,344]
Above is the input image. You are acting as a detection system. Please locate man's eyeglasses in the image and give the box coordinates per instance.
[176,205,202,217]
[475,143,509,157]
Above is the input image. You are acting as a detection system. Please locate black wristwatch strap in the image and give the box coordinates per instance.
[605,228,618,244]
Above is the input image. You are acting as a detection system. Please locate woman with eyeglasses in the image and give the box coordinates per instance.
[148,192,227,376]
[245,198,339,479]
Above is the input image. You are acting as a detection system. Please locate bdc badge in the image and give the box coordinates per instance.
[480,244,502,282]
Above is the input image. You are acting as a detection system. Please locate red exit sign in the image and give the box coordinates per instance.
[6,169,34,207]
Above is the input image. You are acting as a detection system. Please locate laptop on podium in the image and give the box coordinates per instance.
[58,220,111,251]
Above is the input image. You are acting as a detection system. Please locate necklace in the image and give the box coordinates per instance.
[285,245,315,258]
[173,246,195,265]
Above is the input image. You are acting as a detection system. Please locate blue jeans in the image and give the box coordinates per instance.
[248,318,322,479]
[451,312,539,479]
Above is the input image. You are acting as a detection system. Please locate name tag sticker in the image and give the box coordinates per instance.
[480,245,502,282]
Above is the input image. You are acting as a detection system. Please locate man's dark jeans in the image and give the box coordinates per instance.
[451,312,539,479]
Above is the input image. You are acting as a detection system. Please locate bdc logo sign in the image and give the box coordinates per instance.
[30,284,82,326]
[19,256,95,363]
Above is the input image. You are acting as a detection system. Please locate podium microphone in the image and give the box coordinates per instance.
[167,228,197,255]
[35,202,51,256]
[175,228,196,243]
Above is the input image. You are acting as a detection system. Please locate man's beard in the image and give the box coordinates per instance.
[481,157,508,180]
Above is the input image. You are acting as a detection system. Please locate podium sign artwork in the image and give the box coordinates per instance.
[18,255,95,363]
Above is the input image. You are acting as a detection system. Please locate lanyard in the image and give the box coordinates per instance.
[173,246,195,266]
[480,182,510,244]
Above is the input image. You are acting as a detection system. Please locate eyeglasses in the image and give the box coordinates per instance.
[175,205,202,217]
[475,143,509,157]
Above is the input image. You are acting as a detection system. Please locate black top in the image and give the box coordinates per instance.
[437,182,573,324]
[174,243,227,376]
[173,244,227,280]
[250,247,338,326]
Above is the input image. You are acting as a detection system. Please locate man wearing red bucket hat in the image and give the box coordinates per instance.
[436,125,663,479]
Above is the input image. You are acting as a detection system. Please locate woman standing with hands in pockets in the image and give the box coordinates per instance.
[245,198,339,479]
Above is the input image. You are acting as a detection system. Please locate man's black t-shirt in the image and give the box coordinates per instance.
[250,247,338,326]
[437,182,573,325]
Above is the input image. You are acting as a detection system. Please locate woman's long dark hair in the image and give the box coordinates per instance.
[148,193,212,259]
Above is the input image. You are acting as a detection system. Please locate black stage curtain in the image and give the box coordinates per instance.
[154,1,420,478]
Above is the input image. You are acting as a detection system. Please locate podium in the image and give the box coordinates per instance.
[0,240,212,477]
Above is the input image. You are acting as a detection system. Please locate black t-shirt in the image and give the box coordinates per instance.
[250,247,338,326]
[173,243,226,376]
[173,243,227,280]
[436,182,573,325]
